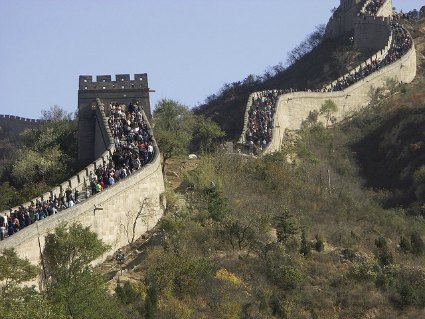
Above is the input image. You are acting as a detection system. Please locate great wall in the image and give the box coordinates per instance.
[0,0,419,269]
[239,0,417,155]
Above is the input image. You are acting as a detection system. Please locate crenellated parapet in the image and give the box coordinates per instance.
[0,114,46,137]
[0,114,46,123]
[79,74,149,91]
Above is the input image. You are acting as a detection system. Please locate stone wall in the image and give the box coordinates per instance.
[263,45,416,154]
[94,99,115,160]
[0,151,165,267]
[354,16,391,51]
[0,101,165,267]
[0,114,46,138]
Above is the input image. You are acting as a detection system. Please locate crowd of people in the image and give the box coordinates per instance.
[361,0,385,16]
[244,91,281,150]
[327,22,412,92]
[0,101,154,240]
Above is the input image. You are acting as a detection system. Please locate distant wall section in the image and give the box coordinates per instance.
[264,45,416,154]
[0,115,45,138]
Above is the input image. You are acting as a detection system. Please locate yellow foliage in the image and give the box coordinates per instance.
[215,268,244,287]
[163,297,192,319]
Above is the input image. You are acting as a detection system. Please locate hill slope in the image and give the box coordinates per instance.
[99,17,425,319]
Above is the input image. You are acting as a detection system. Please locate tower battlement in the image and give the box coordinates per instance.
[79,74,149,90]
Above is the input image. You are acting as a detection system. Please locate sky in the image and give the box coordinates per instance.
[0,0,423,119]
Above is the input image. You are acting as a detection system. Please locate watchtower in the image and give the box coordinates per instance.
[77,73,153,166]
[326,0,364,38]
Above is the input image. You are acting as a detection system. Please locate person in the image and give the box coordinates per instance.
[0,213,4,240]
[74,189,80,203]
[147,143,154,161]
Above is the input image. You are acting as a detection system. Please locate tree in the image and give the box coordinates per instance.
[10,105,78,188]
[315,234,325,252]
[194,116,225,154]
[153,99,194,174]
[375,236,393,267]
[0,182,20,211]
[42,223,125,319]
[274,208,298,245]
[286,24,325,66]
[41,104,74,121]
[319,99,338,127]
[399,236,412,253]
[0,249,62,319]
[410,231,425,256]
[299,230,311,257]
[0,248,38,286]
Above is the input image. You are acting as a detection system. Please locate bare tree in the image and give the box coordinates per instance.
[120,198,156,245]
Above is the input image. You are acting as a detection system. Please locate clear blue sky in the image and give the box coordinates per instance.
[0,0,422,119]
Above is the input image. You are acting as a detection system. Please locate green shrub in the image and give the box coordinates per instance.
[412,165,425,186]
[314,234,325,252]
[399,236,412,253]
[299,231,311,257]
[115,281,139,305]
[350,258,380,281]
[410,231,425,256]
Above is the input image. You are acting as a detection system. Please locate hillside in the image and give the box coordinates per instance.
[93,16,425,319]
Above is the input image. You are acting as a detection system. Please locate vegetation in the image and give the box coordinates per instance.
[0,105,78,210]
[153,99,224,173]
[319,99,338,127]
[0,224,125,319]
[41,223,125,319]
[112,50,425,316]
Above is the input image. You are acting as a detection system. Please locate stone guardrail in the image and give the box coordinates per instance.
[359,0,391,16]
[376,0,393,17]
